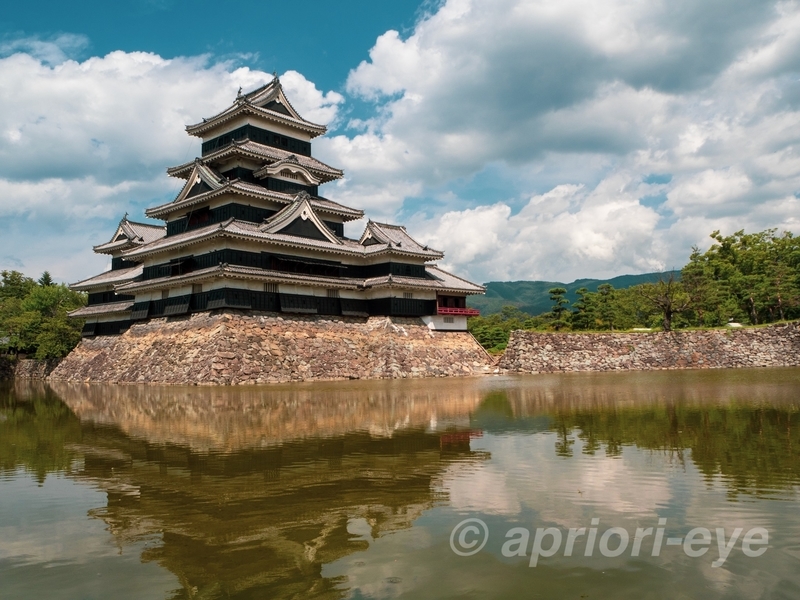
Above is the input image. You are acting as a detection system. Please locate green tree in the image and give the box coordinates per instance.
[548,287,569,331]
[37,271,54,287]
[0,272,85,358]
[596,283,616,330]
[1,270,36,300]
[681,229,800,326]
[571,287,597,330]
[637,274,691,331]
[612,286,659,329]
[468,305,532,352]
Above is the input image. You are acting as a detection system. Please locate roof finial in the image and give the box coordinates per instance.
[272,71,279,84]
[123,211,128,220]
[236,86,243,99]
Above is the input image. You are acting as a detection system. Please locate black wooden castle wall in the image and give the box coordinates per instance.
[86,288,437,336]
[142,249,428,281]
[164,202,343,237]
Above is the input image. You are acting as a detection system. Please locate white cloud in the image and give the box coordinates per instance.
[321,0,800,282]
[415,175,665,281]
[3,0,800,284]
[0,47,343,282]
[279,70,344,126]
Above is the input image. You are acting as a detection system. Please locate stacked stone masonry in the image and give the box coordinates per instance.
[500,322,800,373]
[49,311,492,385]
[17,359,61,379]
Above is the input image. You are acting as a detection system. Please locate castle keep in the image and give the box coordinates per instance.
[52,77,494,385]
[68,76,483,335]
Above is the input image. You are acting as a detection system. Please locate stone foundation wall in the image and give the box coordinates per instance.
[500,322,800,373]
[12,359,61,379]
[49,311,492,385]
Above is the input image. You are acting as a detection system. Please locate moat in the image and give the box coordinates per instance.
[2,369,799,599]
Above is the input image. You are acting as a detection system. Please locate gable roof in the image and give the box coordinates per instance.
[93,217,166,254]
[359,221,443,258]
[171,161,228,205]
[260,192,342,245]
[166,139,343,183]
[185,77,327,138]
[121,217,444,261]
[146,175,363,221]
[252,155,321,186]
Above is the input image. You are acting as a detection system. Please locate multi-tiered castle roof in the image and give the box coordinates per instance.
[70,76,483,336]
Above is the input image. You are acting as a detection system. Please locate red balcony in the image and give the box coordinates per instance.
[437,306,480,316]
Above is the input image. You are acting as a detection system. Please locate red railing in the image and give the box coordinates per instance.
[437,306,480,316]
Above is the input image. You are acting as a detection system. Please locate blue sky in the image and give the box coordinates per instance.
[1,0,799,284]
[2,0,424,92]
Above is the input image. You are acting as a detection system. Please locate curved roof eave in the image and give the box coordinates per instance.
[122,223,442,262]
[165,141,344,182]
[185,102,327,138]
[145,185,362,221]
[115,264,362,294]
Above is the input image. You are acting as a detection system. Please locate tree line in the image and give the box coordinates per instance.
[469,228,800,352]
[469,391,800,497]
[0,271,86,359]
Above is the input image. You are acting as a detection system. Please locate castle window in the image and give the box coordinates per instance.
[403,292,413,299]
[192,284,202,294]
[327,289,340,298]
[444,316,454,324]
[264,283,278,294]
[161,290,169,300]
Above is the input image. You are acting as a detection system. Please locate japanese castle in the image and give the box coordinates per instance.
[69,76,483,336]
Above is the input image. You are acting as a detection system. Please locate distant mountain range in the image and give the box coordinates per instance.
[466,271,681,316]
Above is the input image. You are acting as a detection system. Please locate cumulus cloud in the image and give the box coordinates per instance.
[317,0,800,282]
[0,52,339,184]
[3,0,800,284]
[414,175,665,281]
[0,45,343,281]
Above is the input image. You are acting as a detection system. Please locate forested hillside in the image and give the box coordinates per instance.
[469,229,800,352]
[467,272,680,315]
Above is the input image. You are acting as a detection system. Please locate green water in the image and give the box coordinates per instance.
[1,369,799,599]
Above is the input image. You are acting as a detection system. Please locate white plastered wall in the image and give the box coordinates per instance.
[421,315,468,331]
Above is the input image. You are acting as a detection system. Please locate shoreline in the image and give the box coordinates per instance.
[5,319,798,385]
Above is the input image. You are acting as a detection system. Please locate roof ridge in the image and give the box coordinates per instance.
[166,141,344,180]
[370,221,406,230]
[125,220,165,231]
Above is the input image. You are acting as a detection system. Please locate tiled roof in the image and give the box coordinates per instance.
[166,140,343,181]
[68,301,134,318]
[114,263,482,296]
[426,266,486,294]
[359,221,444,258]
[185,79,327,138]
[70,265,143,291]
[363,266,484,295]
[261,194,343,245]
[122,218,443,261]
[253,157,320,186]
[123,220,165,243]
[93,218,165,253]
[145,179,362,221]
[116,264,365,293]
